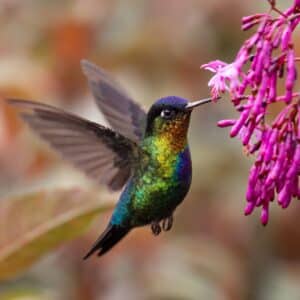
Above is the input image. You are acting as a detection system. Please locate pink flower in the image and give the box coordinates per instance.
[201,60,241,100]
[202,0,300,225]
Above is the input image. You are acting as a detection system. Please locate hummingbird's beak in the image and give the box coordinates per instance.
[185,97,213,110]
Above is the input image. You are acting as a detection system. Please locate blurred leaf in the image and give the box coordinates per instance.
[0,288,48,300]
[0,188,114,281]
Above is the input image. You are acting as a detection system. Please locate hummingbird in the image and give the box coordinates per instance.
[7,60,212,258]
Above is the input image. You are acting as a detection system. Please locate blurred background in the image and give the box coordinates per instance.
[0,0,300,299]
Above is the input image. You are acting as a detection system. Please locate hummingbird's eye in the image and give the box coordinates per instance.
[160,109,174,119]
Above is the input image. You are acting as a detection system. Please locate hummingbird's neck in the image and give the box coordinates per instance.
[143,130,188,155]
[143,114,191,153]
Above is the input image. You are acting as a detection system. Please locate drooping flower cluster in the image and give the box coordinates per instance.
[202,0,300,225]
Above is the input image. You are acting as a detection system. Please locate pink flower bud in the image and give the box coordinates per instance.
[264,129,278,161]
[273,30,282,48]
[285,50,297,103]
[260,203,269,225]
[249,165,259,182]
[217,119,236,127]
[281,26,292,51]
[242,20,260,31]
[230,110,249,137]
[242,119,256,146]
[268,73,277,102]
[242,14,266,25]
[278,184,292,208]
[244,202,255,215]
[253,76,268,115]
[265,144,285,185]
[287,145,300,178]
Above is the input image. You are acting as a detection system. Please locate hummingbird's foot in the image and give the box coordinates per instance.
[162,215,173,231]
[151,222,161,236]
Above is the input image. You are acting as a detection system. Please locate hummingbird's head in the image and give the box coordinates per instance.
[145,96,211,139]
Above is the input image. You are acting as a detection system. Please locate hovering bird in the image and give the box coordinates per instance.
[8,60,212,258]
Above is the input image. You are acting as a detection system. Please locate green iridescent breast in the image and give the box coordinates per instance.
[127,136,192,226]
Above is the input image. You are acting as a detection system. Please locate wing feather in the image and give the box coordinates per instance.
[8,99,141,191]
[81,59,147,142]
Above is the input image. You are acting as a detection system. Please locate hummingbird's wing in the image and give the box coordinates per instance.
[8,99,142,191]
[81,59,147,142]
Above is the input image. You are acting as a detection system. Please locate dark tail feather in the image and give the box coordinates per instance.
[83,224,130,259]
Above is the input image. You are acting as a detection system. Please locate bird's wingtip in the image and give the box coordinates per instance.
[80,59,94,72]
[80,59,99,79]
[80,58,89,67]
[5,98,30,108]
[5,98,20,105]
[4,98,45,111]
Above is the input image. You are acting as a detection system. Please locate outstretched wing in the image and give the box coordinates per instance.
[81,59,147,142]
[8,99,141,191]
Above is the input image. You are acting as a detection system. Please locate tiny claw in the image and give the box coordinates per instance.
[151,222,161,236]
[162,215,173,231]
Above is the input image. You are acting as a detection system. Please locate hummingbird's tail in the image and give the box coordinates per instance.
[83,224,130,259]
